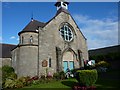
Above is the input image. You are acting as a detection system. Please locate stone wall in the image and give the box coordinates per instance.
[12,32,39,77]
[0,58,12,67]
[19,32,38,45]
[38,12,88,75]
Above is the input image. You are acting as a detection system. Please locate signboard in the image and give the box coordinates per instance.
[42,60,48,67]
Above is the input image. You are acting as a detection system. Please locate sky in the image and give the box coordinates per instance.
[1,2,119,50]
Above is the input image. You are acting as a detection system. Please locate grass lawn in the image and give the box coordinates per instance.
[17,78,77,90]
[16,69,120,90]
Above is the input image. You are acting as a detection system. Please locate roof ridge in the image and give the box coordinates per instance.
[32,19,46,24]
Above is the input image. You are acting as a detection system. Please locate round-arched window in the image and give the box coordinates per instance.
[59,24,73,42]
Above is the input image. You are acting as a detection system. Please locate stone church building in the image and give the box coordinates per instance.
[11,1,88,77]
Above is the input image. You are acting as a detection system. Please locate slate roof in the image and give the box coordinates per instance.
[89,45,120,56]
[0,43,16,58]
[18,20,46,35]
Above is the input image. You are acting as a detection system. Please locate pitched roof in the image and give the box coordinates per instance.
[0,43,16,58]
[18,20,46,35]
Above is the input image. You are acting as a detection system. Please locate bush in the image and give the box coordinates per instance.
[18,76,31,86]
[95,61,110,68]
[53,71,65,80]
[14,79,24,88]
[2,65,14,73]
[2,65,17,83]
[46,75,53,80]
[59,71,65,80]
[53,73,60,80]
[32,80,40,85]
[4,79,24,89]
[76,70,98,86]
[7,72,17,80]
[40,75,46,80]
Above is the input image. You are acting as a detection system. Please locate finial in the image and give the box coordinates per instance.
[31,12,34,21]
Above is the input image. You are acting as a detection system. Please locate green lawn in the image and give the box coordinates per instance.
[16,69,120,90]
[17,79,77,90]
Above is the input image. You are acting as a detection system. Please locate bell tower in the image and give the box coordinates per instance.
[55,0,69,10]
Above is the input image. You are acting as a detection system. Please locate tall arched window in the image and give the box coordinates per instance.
[20,36,24,44]
[30,36,33,43]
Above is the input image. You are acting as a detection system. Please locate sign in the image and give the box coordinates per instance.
[42,60,48,67]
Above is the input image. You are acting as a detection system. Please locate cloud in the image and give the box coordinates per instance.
[73,14,118,50]
[10,36,16,39]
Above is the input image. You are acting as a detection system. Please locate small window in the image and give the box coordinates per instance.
[30,36,33,43]
[49,58,51,67]
[19,37,21,44]
[21,36,24,44]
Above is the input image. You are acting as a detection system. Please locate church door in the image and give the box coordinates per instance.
[63,61,68,72]
[63,51,74,72]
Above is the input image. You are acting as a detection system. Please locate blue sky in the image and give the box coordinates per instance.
[2,2,118,50]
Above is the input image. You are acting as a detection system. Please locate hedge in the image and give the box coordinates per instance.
[76,70,98,86]
[2,65,17,83]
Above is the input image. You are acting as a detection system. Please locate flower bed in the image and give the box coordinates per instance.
[73,85,96,90]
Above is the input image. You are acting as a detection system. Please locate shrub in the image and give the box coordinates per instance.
[46,75,53,80]
[76,70,98,86]
[53,71,65,80]
[14,79,24,88]
[59,71,65,80]
[2,65,17,83]
[7,72,17,80]
[32,80,40,85]
[95,61,110,68]
[2,65,14,73]
[4,79,14,88]
[53,73,60,80]
[40,75,46,80]
[4,79,24,89]
[18,76,31,86]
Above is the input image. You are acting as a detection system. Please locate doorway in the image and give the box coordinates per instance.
[63,51,74,72]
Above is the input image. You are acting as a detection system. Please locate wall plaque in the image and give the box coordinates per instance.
[42,60,48,67]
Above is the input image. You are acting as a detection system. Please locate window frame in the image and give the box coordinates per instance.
[59,24,73,42]
[30,36,33,44]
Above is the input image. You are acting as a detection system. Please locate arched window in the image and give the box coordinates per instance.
[20,36,24,44]
[59,24,73,42]
[30,36,33,43]
[49,58,51,67]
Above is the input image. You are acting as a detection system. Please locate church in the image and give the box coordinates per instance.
[11,1,88,77]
